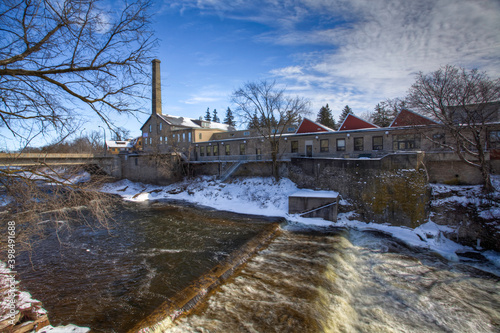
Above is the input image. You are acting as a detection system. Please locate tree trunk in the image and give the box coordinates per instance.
[481,164,494,193]
[272,151,279,182]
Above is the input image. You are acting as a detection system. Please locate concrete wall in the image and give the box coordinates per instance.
[424,152,497,185]
[118,154,184,185]
[288,155,430,228]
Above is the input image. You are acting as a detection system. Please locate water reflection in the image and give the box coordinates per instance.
[16,201,275,332]
[16,202,500,333]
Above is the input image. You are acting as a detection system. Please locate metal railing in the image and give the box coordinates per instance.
[193,151,398,162]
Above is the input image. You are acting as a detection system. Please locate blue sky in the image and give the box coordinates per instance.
[121,0,499,137]
[3,0,499,148]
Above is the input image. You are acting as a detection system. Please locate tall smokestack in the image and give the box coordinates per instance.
[152,59,161,115]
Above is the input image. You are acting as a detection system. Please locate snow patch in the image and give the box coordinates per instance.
[38,324,90,333]
[101,176,499,269]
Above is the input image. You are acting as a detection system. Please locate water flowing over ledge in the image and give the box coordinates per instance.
[130,222,281,332]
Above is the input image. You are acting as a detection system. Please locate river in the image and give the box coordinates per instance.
[16,201,500,333]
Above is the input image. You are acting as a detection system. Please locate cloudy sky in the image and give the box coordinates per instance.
[131,0,499,132]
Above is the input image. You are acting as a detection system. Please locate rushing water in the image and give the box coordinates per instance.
[16,201,276,332]
[16,202,500,333]
[169,227,500,333]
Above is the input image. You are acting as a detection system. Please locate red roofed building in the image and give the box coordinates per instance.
[338,114,378,131]
[296,118,334,134]
[390,109,437,127]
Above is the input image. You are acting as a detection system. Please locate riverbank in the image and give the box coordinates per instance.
[101,175,500,270]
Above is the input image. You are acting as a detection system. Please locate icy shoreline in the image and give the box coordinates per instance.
[101,175,500,270]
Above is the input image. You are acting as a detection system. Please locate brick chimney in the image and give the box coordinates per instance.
[152,59,162,115]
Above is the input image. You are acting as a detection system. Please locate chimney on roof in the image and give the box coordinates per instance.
[152,59,161,115]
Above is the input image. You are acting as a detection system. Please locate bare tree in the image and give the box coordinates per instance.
[0,0,155,254]
[0,0,155,148]
[232,80,310,180]
[406,65,500,192]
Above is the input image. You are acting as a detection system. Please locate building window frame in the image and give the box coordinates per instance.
[489,130,500,149]
[392,134,421,150]
[320,139,329,152]
[240,143,246,155]
[354,137,364,151]
[336,138,346,151]
[225,144,230,155]
[372,136,383,150]
[291,141,299,153]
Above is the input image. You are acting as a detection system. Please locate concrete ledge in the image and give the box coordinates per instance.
[129,222,281,333]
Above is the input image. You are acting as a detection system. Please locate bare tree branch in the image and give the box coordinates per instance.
[232,80,310,180]
[0,0,156,147]
[406,65,500,192]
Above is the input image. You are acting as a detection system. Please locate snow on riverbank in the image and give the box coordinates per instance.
[101,176,500,268]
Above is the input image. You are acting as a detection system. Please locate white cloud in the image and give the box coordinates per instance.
[266,0,500,114]
[166,0,500,116]
[181,85,230,106]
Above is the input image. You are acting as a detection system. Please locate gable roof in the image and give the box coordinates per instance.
[338,114,378,131]
[140,114,233,131]
[390,109,438,127]
[296,118,335,134]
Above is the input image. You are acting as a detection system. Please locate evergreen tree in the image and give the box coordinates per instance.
[205,107,211,121]
[212,109,220,123]
[338,105,353,125]
[371,103,388,127]
[248,112,260,129]
[223,107,235,126]
[316,104,336,129]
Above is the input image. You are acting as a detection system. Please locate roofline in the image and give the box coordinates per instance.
[389,108,439,127]
[296,117,335,133]
[338,113,379,131]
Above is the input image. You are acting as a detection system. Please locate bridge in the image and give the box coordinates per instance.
[0,153,120,177]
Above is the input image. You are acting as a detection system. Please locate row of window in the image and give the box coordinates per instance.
[291,136,385,153]
[199,144,246,156]
[144,132,193,145]
[197,134,422,156]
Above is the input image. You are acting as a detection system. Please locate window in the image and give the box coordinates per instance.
[288,127,295,132]
[336,138,346,151]
[207,146,212,156]
[240,143,246,155]
[372,136,383,150]
[159,137,163,144]
[182,133,186,142]
[243,131,250,136]
[188,132,192,142]
[200,146,205,156]
[225,144,230,155]
[489,131,500,149]
[199,133,202,140]
[291,141,299,153]
[164,136,168,144]
[393,134,420,150]
[149,124,152,132]
[159,123,162,131]
[213,145,219,156]
[432,133,446,148]
[354,137,364,151]
[320,139,329,152]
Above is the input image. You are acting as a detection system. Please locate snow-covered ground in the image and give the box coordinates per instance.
[100,175,500,268]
